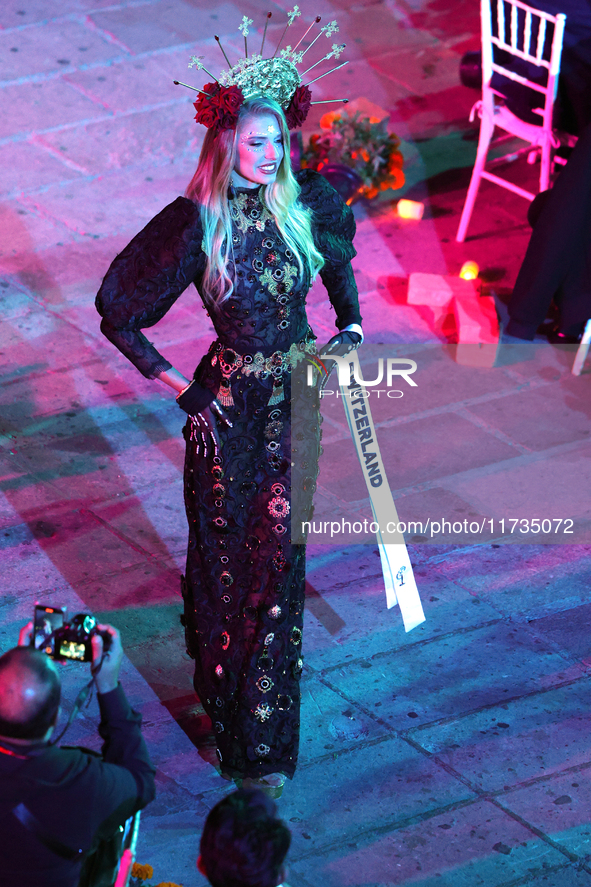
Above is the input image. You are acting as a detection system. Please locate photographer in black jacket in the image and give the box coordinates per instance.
[0,622,156,887]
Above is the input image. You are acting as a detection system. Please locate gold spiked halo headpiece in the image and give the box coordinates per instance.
[174,7,349,136]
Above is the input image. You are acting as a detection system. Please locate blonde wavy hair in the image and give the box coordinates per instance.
[185,95,324,303]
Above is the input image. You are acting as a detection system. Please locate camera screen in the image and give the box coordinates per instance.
[59,641,87,661]
[34,607,64,656]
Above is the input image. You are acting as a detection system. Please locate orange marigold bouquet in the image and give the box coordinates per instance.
[130,861,182,887]
[301,110,404,200]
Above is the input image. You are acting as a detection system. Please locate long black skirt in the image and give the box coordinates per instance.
[181,352,320,780]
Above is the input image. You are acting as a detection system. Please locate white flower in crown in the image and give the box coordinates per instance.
[238,15,253,36]
[221,55,302,109]
[280,45,304,65]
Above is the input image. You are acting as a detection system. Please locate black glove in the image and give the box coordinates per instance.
[176,380,216,415]
[321,330,362,358]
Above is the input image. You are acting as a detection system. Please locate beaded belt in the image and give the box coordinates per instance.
[210,336,317,407]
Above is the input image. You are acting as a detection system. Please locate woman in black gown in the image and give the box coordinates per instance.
[96,94,362,794]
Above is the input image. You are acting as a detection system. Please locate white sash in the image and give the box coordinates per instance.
[328,351,425,632]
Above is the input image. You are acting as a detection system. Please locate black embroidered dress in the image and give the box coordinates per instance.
[96,169,361,780]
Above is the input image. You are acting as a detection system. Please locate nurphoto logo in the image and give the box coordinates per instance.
[307,356,418,394]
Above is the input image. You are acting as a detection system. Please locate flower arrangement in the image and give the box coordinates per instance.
[130,861,182,887]
[302,110,405,199]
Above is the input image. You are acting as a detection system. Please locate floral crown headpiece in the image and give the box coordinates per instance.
[174,6,349,137]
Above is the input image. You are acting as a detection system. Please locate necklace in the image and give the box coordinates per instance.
[227,190,296,332]
[229,190,273,234]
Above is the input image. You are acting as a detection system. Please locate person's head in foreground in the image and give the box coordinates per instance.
[198,788,291,887]
[0,646,61,744]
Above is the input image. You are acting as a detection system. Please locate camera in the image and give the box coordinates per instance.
[34,606,111,662]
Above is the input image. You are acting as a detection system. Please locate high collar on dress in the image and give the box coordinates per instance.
[228,183,263,201]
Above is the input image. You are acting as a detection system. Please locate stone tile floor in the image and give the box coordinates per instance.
[1,1,590,885]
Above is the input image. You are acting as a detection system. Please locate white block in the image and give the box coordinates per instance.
[407,272,478,307]
[454,290,499,344]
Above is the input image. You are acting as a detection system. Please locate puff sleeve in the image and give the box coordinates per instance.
[96,196,206,379]
[296,168,362,330]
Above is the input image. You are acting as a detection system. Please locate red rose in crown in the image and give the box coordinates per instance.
[194,104,220,130]
[285,85,312,130]
[218,84,243,115]
[193,83,245,136]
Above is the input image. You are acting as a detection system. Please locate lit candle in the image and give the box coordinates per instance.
[459,261,479,280]
[397,199,424,220]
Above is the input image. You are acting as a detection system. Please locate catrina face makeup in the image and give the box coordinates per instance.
[232,112,285,188]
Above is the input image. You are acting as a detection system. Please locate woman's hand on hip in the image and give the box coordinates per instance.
[190,400,231,459]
